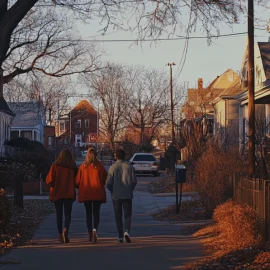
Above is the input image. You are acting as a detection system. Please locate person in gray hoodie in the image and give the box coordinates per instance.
[106,149,137,243]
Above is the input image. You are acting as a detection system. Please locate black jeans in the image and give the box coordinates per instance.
[54,199,73,235]
[84,201,102,232]
[113,199,132,238]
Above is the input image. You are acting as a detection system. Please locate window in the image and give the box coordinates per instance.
[133,154,156,162]
[59,121,65,133]
[23,131,32,140]
[85,119,89,128]
[228,73,234,82]
[76,119,81,128]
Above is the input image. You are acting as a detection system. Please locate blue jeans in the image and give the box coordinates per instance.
[113,199,132,238]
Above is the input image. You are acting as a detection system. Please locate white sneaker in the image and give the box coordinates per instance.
[92,229,98,243]
[124,232,131,243]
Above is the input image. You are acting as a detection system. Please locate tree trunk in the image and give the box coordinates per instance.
[0,0,38,67]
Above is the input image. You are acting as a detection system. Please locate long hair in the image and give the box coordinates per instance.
[55,149,76,169]
[83,148,99,167]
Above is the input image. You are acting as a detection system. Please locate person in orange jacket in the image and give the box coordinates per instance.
[46,149,77,244]
[75,148,107,243]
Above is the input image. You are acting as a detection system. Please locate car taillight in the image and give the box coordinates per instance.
[152,162,157,166]
[131,162,136,165]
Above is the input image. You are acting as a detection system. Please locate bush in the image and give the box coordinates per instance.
[4,137,54,180]
[0,162,38,190]
[213,199,262,251]
[0,189,11,233]
[192,141,245,217]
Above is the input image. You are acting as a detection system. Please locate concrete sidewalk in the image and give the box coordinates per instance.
[2,190,202,270]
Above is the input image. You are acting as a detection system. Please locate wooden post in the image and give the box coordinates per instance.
[14,174,23,208]
[247,0,255,177]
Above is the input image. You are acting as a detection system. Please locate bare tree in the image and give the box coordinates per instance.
[85,64,127,149]
[2,6,103,85]
[0,0,254,85]
[125,67,170,146]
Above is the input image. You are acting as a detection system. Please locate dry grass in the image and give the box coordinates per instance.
[148,175,195,194]
[0,199,54,257]
[183,200,267,270]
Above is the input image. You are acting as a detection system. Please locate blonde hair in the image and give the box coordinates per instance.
[55,149,76,169]
[83,148,99,167]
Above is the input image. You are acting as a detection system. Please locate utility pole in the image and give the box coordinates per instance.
[248,0,255,177]
[166,62,176,145]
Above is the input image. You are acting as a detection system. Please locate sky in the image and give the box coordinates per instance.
[76,3,270,90]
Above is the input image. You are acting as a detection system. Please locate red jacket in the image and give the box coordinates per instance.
[75,162,107,203]
[46,164,76,202]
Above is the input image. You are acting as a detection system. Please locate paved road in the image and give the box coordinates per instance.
[2,174,202,270]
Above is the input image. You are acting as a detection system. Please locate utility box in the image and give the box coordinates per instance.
[175,164,186,183]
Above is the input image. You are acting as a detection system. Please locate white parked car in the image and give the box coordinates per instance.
[129,153,159,177]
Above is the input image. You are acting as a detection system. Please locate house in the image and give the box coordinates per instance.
[57,100,97,148]
[236,42,270,150]
[212,78,243,146]
[0,95,15,156]
[180,69,240,160]
[8,101,46,144]
[181,69,240,135]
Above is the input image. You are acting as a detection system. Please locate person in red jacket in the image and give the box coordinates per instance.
[75,148,107,243]
[46,149,77,244]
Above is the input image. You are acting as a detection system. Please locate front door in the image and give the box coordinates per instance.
[75,134,82,147]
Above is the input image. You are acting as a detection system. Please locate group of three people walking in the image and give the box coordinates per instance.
[46,148,137,244]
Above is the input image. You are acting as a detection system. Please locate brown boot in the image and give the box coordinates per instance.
[58,234,64,243]
[62,228,69,243]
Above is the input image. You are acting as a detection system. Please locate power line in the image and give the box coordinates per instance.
[36,0,139,7]
[13,31,247,44]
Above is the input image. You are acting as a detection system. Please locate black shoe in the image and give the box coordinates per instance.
[63,229,69,243]
[124,233,131,243]
[118,238,123,243]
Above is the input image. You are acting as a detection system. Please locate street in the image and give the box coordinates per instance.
[2,173,202,270]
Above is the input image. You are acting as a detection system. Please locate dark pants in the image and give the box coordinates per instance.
[54,199,73,235]
[113,199,132,238]
[84,201,102,232]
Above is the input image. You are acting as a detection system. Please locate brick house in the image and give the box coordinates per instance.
[57,100,97,147]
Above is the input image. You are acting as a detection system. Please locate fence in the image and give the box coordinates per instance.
[0,145,22,158]
[232,174,270,241]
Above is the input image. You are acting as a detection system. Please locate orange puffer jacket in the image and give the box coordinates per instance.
[46,164,77,202]
[75,162,107,203]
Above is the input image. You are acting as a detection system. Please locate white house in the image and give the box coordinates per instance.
[236,41,270,149]
[0,96,15,156]
[8,101,46,144]
[212,77,243,146]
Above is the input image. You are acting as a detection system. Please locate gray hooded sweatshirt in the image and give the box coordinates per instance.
[106,160,137,200]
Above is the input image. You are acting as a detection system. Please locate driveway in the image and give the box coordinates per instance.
[1,173,202,270]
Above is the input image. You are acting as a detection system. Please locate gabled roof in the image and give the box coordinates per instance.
[8,101,44,127]
[219,79,242,97]
[258,42,270,80]
[0,96,15,116]
[71,100,97,114]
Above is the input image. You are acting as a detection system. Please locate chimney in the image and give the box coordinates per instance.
[198,78,203,89]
